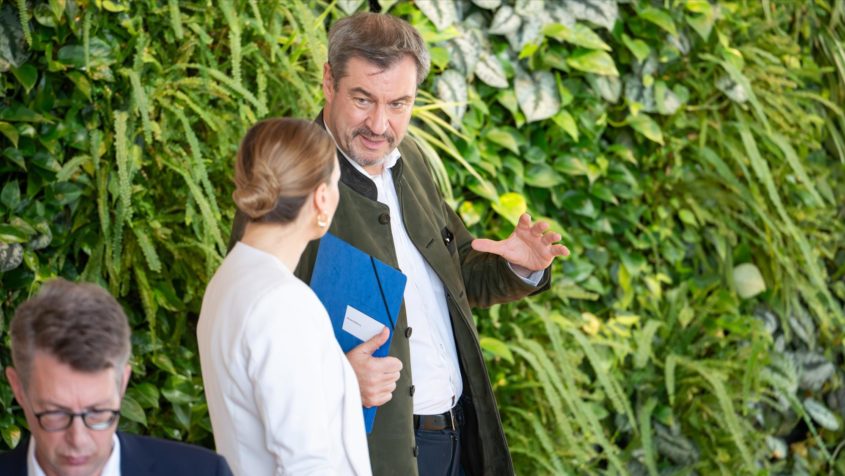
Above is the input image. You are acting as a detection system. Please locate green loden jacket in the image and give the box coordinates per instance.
[228,112,551,476]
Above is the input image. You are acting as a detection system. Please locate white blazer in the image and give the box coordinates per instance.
[198,242,371,476]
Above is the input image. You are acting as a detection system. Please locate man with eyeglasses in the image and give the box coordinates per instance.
[0,278,233,476]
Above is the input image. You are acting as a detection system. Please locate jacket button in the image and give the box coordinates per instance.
[378,213,390,225]
[405,327,413,338]
[409,385,415,396]
[413,445,418,457]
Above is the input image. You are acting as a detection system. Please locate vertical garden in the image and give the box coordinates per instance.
[1,0,844,474]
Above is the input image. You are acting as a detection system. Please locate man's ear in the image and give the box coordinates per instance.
[6,367,25,405]
[120,364,132,397]
[322,63,334,102]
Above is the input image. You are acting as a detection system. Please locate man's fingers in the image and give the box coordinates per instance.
[551,244,570,257]
[530,221,550,236]
[542,232,562,245]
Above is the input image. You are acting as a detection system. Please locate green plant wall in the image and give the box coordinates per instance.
[2,1,845,474]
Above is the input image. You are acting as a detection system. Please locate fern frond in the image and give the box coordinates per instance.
[131,223,162,273]
[164,104,221,219]
[163,160,226,256]
[181,64,267,115]
[128,70,153,144]
[249,0,267,35]
[16,0,32,47]
[133,266,158,347]
[83,11,91,71]
[167,0,184,40]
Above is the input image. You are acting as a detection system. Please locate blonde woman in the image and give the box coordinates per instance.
[197,118,371,475]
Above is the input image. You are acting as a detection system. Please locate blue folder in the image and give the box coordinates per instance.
[309,232,407,433]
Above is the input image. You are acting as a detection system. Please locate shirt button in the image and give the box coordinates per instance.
[405,327,413,338]
[378,213,390,225]
[409,385,416,396]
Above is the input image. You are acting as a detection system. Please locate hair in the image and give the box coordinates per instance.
[328,12,431,87]
[233,118,337,223]
[10,278,132,388]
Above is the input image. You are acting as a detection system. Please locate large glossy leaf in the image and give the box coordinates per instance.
[475,52,508,88]
[436,70,468,125]
[525,163,564,188]
[480,336,514,363]
[626,113,664,144]
[566,49,619,76]
[448,29,482,76]
[638,7,678,36]
[472,0,502,10]
[491,192,527,225]
[515,71,560,122]
[543,23,611,51]
[416,0,457,31]
[733,263,766,299]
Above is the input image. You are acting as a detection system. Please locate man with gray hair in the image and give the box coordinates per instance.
[0,278,233,476]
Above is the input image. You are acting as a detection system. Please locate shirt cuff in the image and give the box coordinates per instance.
[507,263,544,287]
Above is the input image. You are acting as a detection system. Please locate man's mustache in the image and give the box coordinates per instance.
[352,128,395,145]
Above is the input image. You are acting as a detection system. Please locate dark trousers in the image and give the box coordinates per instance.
[415,402,464,476]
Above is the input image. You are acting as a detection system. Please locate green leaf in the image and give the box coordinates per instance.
[0,224,29,243]
[0,121,19,147]
[128,383,160,409]
[491,192,526,225]
[0,104,43,122]
[626,113,664,144]
[11,64,37,93]
[552,110,579,141]
[480,337,514,364]
[639,7,678,37]
[0,425,21,449]
[543,23,611,51]
[566,49,619,76]
[525,163,564,188]
[1,180,21,210]
[621,33,650,63]
[485,127,520,154]
[120,394,147,426]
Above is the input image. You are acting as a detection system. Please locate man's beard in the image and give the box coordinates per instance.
[344,126,396,168]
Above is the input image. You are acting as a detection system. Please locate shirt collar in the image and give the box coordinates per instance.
[29,433,121,476]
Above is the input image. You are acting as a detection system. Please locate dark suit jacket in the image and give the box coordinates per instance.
[0,431,233,476]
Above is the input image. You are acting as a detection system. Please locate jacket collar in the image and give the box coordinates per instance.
[315,110,404,201]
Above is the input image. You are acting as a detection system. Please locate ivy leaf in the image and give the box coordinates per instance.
[566,49,619,76]
[552,110,579,141]
[416,0,457,31]
[733,263,766,299]
[480,337,514,363]
[525,163,564,188]
[489,5,522,35]
[545,23,611,51]
[12,64,37,93]
[337,0,363,15]
[1,180,20,210]
[515,71,560,122]
[491,192,527,225]
[622,33,650,63]
[475,52,508,88]
[436,70,467,125]
[639,7,678,37]
[626,113,664,145]
[0,121,19,147]
[120,394,148,426]
[588,74,621,103]
[448,31,482,76]
[485,127,520,154]
[804,398,840,431]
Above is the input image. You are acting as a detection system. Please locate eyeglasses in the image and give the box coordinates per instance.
[34,409,121,432]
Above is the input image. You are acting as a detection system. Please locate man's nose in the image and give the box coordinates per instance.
[64,416,94,448]
[366,104,389,136]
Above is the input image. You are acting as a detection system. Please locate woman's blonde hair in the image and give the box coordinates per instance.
[233,118,336,223]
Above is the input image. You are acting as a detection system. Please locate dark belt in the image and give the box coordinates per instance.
[414,402,462,431]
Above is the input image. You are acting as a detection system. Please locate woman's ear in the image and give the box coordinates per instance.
[312,182,329,216]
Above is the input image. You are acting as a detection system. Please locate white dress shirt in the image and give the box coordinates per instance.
[342,151,542,415]
[197,243,371,476]
[29,434,120,476]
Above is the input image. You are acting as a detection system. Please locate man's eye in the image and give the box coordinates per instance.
[389,102,408,110]
[353,97,371,106]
